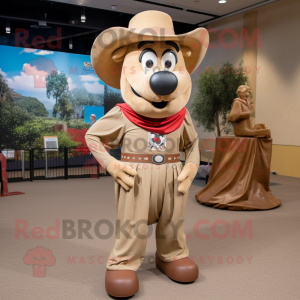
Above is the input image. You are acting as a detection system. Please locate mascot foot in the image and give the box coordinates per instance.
[155,252,198,283]
[105,269,139,298]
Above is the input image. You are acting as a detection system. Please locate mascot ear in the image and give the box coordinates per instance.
[180,46,191,57]
[112,46,128,62]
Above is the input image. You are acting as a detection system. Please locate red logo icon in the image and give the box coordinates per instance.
[23,246,56,277]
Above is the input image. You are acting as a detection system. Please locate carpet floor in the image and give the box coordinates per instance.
[0,174,299,300]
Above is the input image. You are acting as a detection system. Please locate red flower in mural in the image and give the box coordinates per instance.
[68,128,88,147]
[68,128,89,155]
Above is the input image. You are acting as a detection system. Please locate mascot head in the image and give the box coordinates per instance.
[91,10,209,118]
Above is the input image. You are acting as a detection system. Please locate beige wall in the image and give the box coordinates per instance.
[271,145,300,177]
[256,0,300,146]
[187,0,300,177]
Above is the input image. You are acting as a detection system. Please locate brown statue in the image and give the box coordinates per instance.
[195,84,281,211]
[228,85,271,138]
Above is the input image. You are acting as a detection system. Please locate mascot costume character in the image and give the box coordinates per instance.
[86,10,209,298]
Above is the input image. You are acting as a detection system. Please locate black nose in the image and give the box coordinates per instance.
[150,71,178,95]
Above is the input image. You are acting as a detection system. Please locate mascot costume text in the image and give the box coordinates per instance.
[86,10,209,298]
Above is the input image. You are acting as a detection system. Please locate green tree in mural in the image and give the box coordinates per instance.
[0,92,33,149]
[46,70,69,106]
[70,88,104,118]
[190,61,250,137]
[53,91,74,121]
[13,118,79,149]
[88,92,104,106]
[17,96,48,117]
[0,74,10,100]
[104,85,124,114]
[13,118,52,149]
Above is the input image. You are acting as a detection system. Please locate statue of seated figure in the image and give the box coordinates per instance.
[228,85,271,138]
[195,85,281,211]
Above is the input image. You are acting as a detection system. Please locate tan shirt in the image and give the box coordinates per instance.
[85,106,200,167]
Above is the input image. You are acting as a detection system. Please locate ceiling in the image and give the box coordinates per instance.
[0,0,279,55]
[52,0,280,25]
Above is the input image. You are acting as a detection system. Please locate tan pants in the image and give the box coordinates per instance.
[107,161,190,271]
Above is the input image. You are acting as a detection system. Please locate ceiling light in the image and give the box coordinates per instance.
[219,0,227,3]
[6,20,10,34]
[111,5,117,10]
[81,9,86,22]
[69,39,73,49]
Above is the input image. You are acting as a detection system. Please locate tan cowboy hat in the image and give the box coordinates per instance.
[91,10,209,90]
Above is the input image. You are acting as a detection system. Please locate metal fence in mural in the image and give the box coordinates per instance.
[2,148,110,182]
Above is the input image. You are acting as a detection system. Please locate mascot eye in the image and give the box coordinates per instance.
[165,60,172,69]
[146,60,153,68]
[161,50,177,72]
[140,50,157,71]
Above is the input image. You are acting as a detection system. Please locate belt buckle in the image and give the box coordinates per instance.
[152,154,165,165]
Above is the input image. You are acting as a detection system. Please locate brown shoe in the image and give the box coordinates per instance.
[155,252,198,283]
[105,269,139,298]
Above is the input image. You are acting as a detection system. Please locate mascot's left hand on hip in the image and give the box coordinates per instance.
[177,162,198,194]
[106,159,137,191]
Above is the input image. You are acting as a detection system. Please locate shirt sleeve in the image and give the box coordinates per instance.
[85,106,125,168]
[180,110,200,166]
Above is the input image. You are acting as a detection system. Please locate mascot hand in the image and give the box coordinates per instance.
[107,160,137,191]
[177,162,198,194]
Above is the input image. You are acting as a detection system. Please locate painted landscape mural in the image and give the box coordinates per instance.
[0,45,123,151]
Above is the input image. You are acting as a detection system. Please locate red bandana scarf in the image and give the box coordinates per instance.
[115,103,186,135]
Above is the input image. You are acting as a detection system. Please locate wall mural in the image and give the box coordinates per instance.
[0,45,124,151]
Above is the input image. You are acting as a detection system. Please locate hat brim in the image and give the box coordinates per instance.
[91,27,209,90]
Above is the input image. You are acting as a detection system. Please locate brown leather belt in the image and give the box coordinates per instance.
[121,153,181,165]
